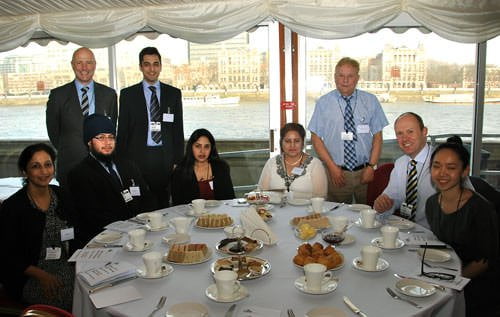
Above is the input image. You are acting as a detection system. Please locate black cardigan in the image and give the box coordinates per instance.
[171,159,235,205]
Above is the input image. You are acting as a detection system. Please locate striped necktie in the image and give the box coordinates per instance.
[81,86,89,116]
[343,96,357,170]
[405,159,418,220]
[149,86,162,143]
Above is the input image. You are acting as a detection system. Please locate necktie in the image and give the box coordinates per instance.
[105,161,122,189]
[343,96,357,170]
[405,159,418,220]
[81,87,89,116]
[149,86,162,143]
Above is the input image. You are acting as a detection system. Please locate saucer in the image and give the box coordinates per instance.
[205,283,249,303]
[352,257,389,272]
[205,200,221,207]
[386,216,415,230]
[186,208,210,217]
[93,231,122,244]
[416,248,451,263]
[162,233,190,245]
[166,302,209,317]
[288,198,311,206]
[396,278,436,297]
[148,223,169,232]
[124,240,153,252]
[307,206,329,214]
[306,306,347,317]
[354,218,381,229]
[136,264,173,279]
[371,237,405,250]
[338,233,356,246]
[294,276,338,295]
[348,204,371,212]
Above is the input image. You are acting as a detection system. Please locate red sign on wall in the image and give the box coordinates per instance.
[281,101,296,110]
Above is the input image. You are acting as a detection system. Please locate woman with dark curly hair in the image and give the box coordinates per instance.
[171,129,235,205]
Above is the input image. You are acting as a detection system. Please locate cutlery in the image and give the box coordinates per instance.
[329,202,345,211]
[88,275,138,293]
[423,261,458,271]
[343,296,368,317]
[148,296,167,317]
[393,273,445,291]
[287,308,296,317]
[418,244,449,249]
[225,303,237,317]
[386,287,421,308]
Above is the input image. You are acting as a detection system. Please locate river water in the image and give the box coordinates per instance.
[1,100,500,141]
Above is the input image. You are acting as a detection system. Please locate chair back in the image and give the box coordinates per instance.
[21,304,73,317]
[366,163,394,207]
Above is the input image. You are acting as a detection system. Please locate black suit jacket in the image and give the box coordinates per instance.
[46,80,117,185]
[67,156,156,248]
[116,82,184,176]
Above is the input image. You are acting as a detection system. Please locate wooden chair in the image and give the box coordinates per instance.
[366,163,394,207]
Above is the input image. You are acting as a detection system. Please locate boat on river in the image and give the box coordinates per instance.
[424,94,500,104]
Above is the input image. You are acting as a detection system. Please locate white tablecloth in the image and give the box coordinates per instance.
[73,201,465,317]
[0,177,23,203]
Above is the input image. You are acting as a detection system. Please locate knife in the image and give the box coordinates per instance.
[88,275,138,293]
[343,296,368,317]
[225,303,236,317]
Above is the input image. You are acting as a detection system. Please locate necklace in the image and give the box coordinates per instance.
[439,187,463,213]
[284,153,303,166]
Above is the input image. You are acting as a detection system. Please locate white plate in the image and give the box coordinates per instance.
[354,218,382,229]
[136,264,173,279]
[288,198,311,206]
[396,278,436,297]
[165,248,213,265]
[205,284,249,303]
[352,257,390,272]
[162,233,190,245]
[371,237,405,250]
[294,276,338,295]
[416,248,451,263]
[386,216,415,230]
[148,223,169,232]
[93,231,122,244]
[136,212,151,221]
[306,206,330,214]
[186,208,210,217]
[124,240,153,252]
[205,200,221,207]
[348,204,371,212]
[166,302,209,317]
[306,306,347,317]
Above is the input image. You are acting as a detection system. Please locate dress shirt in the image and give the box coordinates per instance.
[308,89,388,166]
[74,80,96,115]
[142,80,162,146]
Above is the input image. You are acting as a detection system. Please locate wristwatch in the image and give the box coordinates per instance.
[366,162,377,169]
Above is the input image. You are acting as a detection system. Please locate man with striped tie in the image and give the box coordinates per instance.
[309,57,388,204]
[46,47,117,189]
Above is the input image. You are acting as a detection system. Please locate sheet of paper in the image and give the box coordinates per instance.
[400,232,447,246]
[68,248,118,262]
[89,285,142,309]
[79,262,137,286]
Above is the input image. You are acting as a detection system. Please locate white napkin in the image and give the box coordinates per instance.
[89,285,142,308]
[240,206,278,245]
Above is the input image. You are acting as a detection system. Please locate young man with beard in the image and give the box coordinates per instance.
[68,114,155,248]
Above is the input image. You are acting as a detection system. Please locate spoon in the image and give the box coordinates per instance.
[393,273,445,291]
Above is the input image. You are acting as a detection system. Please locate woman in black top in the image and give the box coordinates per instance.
[425,136,498,316]
[0,143,74,310]
[171,129,235,205]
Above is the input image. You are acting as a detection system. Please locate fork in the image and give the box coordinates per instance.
[148,296,166,317]
[423,261,458,271]
[386,287,421,308]
[287,308,296,317]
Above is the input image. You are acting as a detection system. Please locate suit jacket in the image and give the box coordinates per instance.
[46,80,117,186]
[171,159,235,205]
[67,156,156,248]
[116,82,184,177]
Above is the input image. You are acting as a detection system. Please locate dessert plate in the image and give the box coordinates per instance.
[396,278,436,297]
[166,302,209,317]
[294,276,338,295]
[371,237,405,250]
[136,264,173,279]
[416,248,451,263]
[386,216,415,230]
[93,231,122,244]
[348,204,371,212]
[352,257,389,272]
[205,284,249,303]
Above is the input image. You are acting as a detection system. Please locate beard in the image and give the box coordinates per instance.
[90,147,115,163]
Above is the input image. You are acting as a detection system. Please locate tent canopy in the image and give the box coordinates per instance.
[0,0,499,51]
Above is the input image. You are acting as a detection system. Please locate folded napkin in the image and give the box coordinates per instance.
[240,206,278,245]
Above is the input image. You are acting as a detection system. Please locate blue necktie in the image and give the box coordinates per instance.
[149,86,162,143]
[343,96,357,170]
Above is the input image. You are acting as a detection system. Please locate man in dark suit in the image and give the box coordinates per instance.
[68,114,155,248]
[117,47,184,208]
[46,47,117,189]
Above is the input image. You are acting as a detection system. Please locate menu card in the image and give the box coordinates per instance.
[79,262,137,287]
[68,248,118,262]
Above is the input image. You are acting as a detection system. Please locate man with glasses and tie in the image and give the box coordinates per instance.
[117,47,184,208]
[67,114,154,248]
[309,57,388,204]
[46,47,117,189]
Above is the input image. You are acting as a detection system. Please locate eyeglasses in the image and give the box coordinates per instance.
[420,243,455,280]
[94,134,115,142]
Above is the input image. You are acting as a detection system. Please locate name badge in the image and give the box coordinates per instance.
[400,202,414,218]
[60,228,74,241]
[45,247,61,260]
[341,131,354,141]
[291,167,304,175]
[129,186,141,196]
[150,121,161,132]
[163,113,174,122]
[209,180,214,190]
[357,124,370,134]
[121,189,133,203]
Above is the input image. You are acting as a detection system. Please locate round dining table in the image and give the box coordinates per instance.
[72,200,465,317]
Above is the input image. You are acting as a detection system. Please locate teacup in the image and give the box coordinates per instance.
[191,199,206,215]
[381,225,399,248]
[214,270,240,299]
[331,215,349,233]
[361,245,381,271]
[303,263,334,291]
[128,228,146,250]
[310,197,325,213]
[142,251,166,277]
[147,212,164,229]
[169,217,193,235]
[360,209,376,228]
